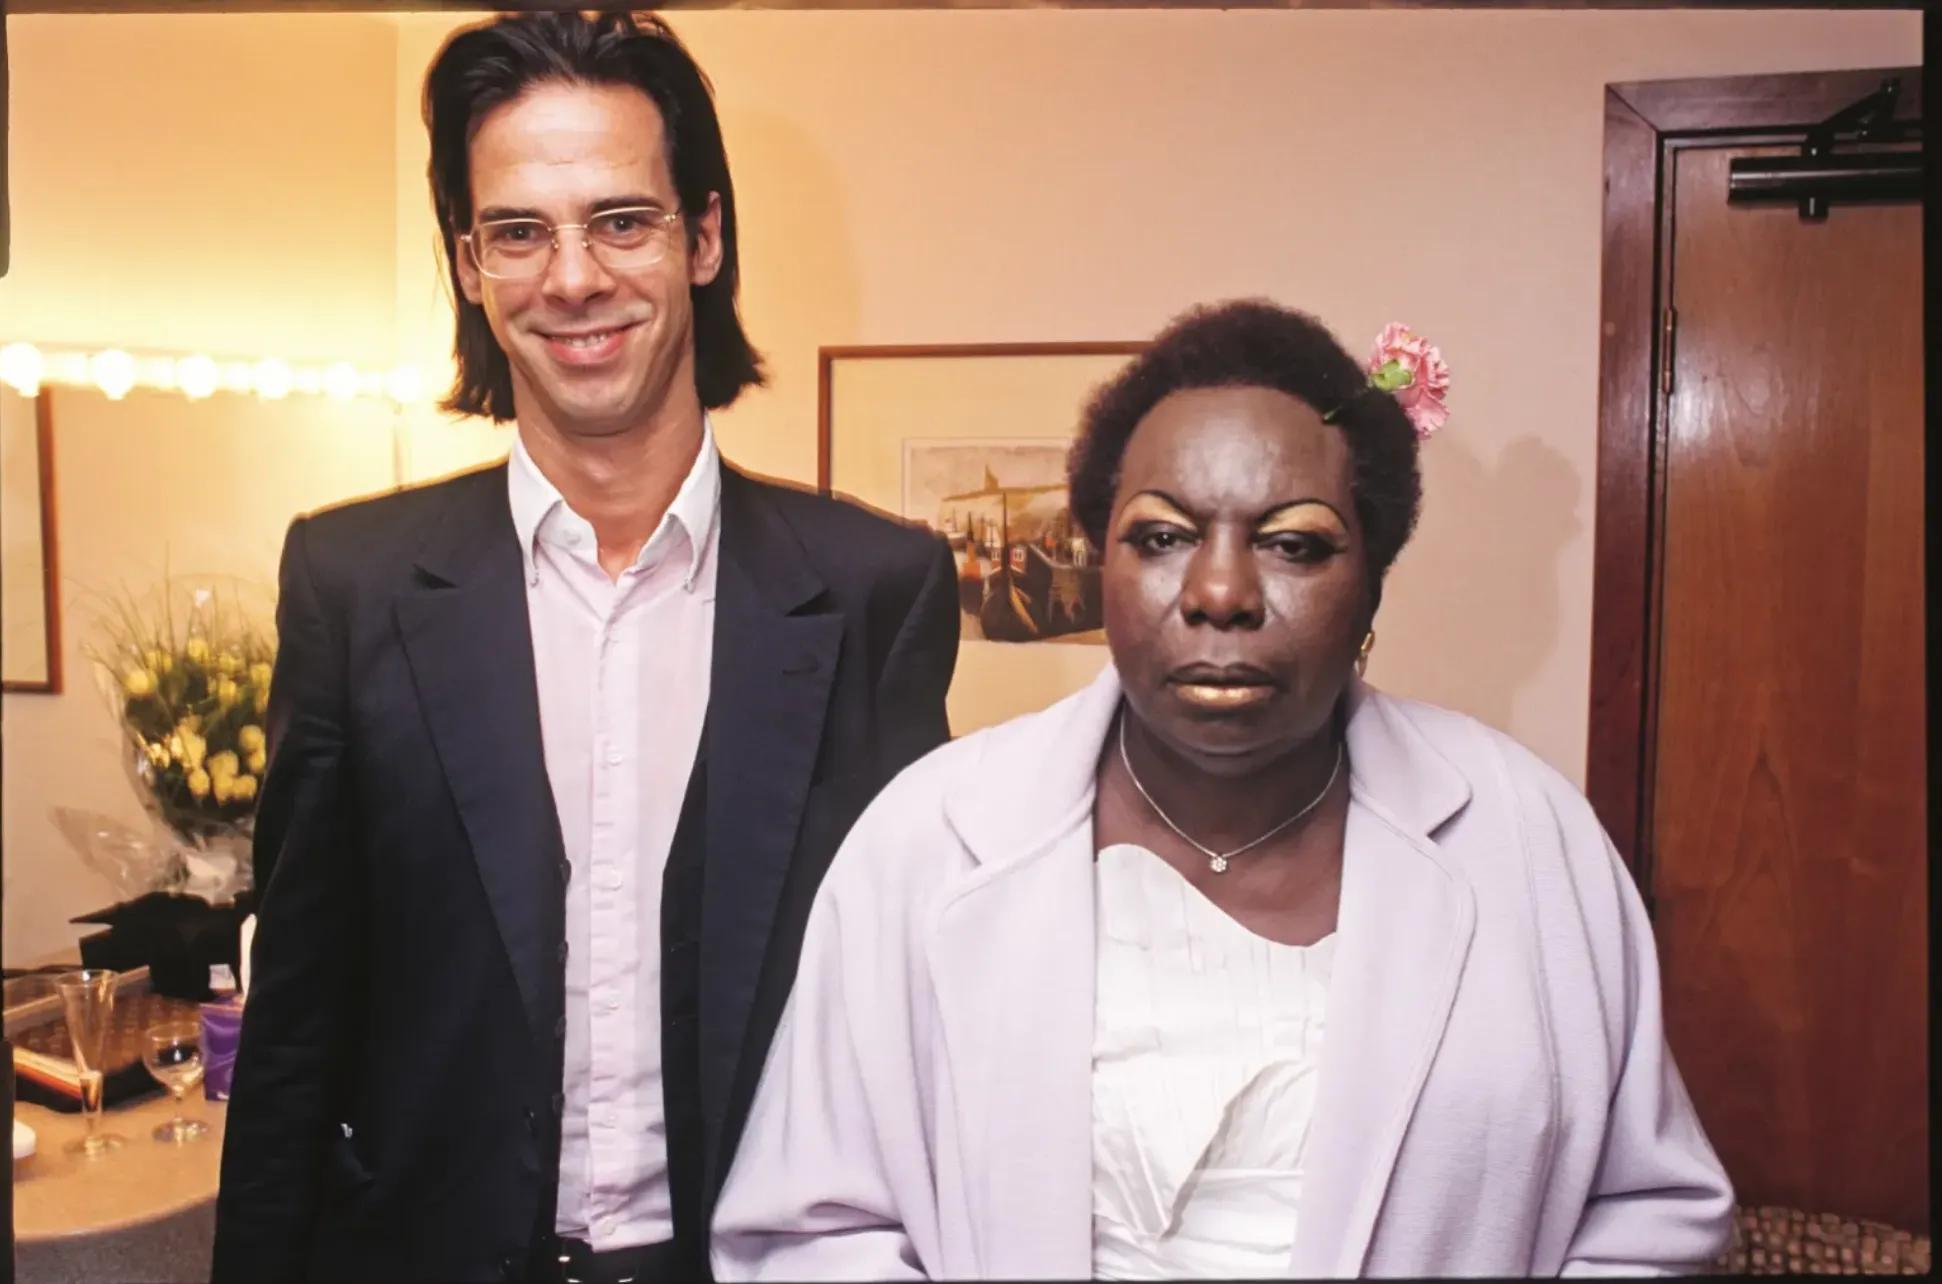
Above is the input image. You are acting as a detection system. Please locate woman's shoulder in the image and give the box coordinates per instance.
[1365,688,1589,812]
[832,683,1104,885]
[1363,690,1645,971]
[1360,688,1620,886]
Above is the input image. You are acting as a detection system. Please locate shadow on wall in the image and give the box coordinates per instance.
[714,106,860,481]
[1374,431,1582,742]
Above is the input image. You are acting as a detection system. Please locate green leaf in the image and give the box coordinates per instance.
[1370,359,1416,393]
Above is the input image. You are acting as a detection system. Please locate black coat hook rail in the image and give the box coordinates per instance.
[1726,77,1923,220]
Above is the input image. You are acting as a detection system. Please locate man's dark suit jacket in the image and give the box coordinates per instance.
[211,460,959,1282]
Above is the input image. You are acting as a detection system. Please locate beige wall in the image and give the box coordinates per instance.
[2,7,1920,962]
[1,15,402,962]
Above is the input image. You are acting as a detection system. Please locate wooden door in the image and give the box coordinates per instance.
[1589,71,1927,1232]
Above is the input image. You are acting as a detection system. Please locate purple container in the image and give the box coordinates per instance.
[200,997,245,1101]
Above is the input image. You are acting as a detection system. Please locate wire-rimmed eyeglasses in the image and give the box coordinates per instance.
[460,206,682,281]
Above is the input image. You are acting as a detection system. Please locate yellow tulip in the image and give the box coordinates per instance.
[211,773,234,804]
[123,668,158,698]
[144,741,170,770]
[207,750,240,781]
[178,730,207,772]
[217,651,243,676]
[214,676,240,708]
[248,662,272,689]
[166,733,184,764]
[186,768,211,800]
[237,725,265,754]
[247,748,267,775]
[253,689,269,717]
[230,775,259,802]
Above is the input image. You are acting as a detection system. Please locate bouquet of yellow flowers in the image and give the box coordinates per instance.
[66,577,277,903]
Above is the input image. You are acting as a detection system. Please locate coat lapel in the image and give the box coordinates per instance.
[930,671,1123,1279]
[394,465,566,1052]
[697,469,842,1157]
[1288,687,1476,1277]
[928,824,1098,1280]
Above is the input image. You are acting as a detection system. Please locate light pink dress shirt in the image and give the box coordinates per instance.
[507,422,720,1251]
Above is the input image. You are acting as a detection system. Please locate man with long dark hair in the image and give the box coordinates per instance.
[212,13,959,1282]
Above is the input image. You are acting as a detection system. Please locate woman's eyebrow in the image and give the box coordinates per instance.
[1120,491,1195,522]
[1256,498,1350,530]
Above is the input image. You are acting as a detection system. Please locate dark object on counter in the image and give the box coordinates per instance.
[72,891,253,1001]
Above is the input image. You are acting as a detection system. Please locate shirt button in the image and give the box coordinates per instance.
[599,870,622,892]
[604,749,623,766]
[564,529,582,547]
[604,994,621,1012]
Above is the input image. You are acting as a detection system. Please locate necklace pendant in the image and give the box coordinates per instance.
[1209,854,1229,874]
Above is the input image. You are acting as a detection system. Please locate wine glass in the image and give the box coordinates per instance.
[55,969,127,1157]
[142,1020,210,1143]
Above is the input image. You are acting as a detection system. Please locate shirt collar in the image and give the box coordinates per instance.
[507,415,721,591]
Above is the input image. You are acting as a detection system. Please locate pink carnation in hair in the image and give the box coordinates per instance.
[1367,323,1451,439]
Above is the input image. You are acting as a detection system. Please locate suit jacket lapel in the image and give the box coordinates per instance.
[1288,691,1476,1277]
[698,469,841,1160]
[929,669,1119,1278]
[929,824,1098,1280]
[395,465,566,1052]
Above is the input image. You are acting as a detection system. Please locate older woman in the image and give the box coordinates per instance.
[710,301,1732,1279]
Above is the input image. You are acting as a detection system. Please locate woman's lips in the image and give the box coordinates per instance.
[1170,681,1276,711]
[541,322,636,367]
[1166,665,1278,712]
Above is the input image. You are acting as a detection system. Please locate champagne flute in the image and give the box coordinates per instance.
[142,1020,210,1143]
[55,969,127,1157]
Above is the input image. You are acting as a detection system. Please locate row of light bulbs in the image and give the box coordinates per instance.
[0,342,427,406]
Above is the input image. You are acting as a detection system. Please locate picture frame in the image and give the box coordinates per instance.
[817,342,1146,734]
[2,386,63,694]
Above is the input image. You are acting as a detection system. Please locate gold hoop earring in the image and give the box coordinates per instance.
[1355,630,1375,678]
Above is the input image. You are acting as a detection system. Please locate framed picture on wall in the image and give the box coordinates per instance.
[817,342,1145,734]
[1,386,62,694]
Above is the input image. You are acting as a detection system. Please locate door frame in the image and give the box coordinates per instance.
[1586,67,1924,889]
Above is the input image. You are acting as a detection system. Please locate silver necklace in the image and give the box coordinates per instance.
[1116,715,1343,874]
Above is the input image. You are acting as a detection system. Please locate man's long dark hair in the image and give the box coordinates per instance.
[423,10,765,420]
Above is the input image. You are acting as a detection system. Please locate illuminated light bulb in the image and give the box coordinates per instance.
[322,362,361,401]
[359,370,386,398]
[253,358,293,400]
[176,355,219,399]
[293,367,324,396]
[221,362,254,394]
[385,365,424,405]
[90,349,137,401]
[0,343,44,396]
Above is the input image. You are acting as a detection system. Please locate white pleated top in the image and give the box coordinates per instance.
[1091,843,1337,1280]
